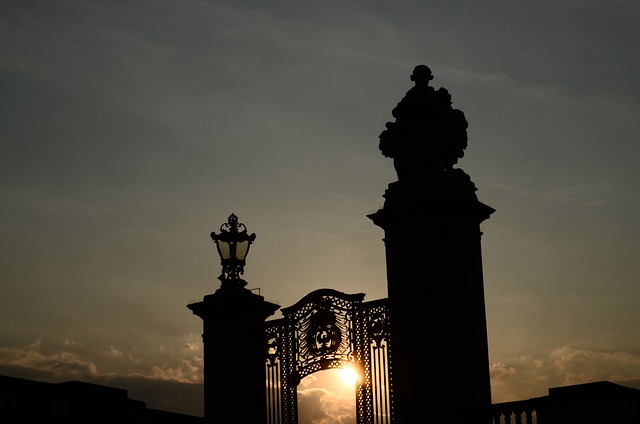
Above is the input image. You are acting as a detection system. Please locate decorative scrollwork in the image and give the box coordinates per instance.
[369,312,387,347]
[266,334,279,367]
[295,296,355,379]
[306,302,342,356]
[218,213,245,234]
[265,290,392,424]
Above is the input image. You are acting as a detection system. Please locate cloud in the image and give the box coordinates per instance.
[490,362,518,378]
[146,361,201,383]
[490,346,640,403]
[492,182,611,207]
[0,345,98,380]
[62,338,85,349]
[298,386,356,424]
[5,340,639,419]
[105,345,124,358]
[0,338,202,384]
[295,372,357,424]
[549,346,640,385]
[0,338,204,415]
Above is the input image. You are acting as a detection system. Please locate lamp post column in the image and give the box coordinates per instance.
[188,214,280,424]
[188,290,279,423]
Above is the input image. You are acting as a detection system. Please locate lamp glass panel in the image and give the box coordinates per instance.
[236,240,250,261]
[216,240,231,260]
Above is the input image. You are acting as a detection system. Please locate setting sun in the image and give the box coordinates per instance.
[339,365,359,386]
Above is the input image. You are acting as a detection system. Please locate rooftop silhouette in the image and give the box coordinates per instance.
[0,374,204,422]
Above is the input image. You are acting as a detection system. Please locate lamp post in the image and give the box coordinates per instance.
[189,213,280,423]
[210,213,256,291]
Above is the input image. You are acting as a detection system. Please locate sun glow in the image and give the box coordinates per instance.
[339,365,359,386]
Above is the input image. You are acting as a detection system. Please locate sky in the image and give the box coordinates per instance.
[1,0,640,421]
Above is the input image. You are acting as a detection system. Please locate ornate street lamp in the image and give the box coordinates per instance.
[210,213,256,291]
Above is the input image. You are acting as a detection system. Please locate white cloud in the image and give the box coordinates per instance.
[491,346,640,403]
[105,345,124,358]
[0,338,202,384]
[185,342,200,352]
[297,370,356,424]
[0,345,98,380]
[550,346,640,385]
[298,387,356,424]
[62,338,84,349]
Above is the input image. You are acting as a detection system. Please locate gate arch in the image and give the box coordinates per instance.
[266,289,393,424]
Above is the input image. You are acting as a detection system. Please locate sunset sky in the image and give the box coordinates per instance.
[1,1,640,422]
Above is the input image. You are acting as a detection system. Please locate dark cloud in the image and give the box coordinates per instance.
[0,69,217,192]
[363,1,640,99]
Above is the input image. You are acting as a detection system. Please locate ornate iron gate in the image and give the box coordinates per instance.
[266,289,393,424]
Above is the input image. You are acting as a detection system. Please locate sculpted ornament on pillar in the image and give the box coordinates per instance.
[379,65,470,182]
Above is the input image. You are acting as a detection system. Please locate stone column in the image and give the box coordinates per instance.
[369,174,494,423]
[370,64,495,423]
[188,289,280,424]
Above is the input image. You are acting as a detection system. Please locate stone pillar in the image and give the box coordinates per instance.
[369,175,493,423]
[188,289,280,424]
[369,65,494,423]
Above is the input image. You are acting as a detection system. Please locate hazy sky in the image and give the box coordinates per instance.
[1,0,640,421]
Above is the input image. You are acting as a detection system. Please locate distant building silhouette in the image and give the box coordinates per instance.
[3,372,639,423]
[0,374,204,423]
[490,380,640,423]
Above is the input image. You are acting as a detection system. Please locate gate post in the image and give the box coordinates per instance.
[189,290,280,423]
[368,65,494,423]
[188,214,280,423]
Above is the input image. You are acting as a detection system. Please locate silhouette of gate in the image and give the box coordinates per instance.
[265,289,392,424]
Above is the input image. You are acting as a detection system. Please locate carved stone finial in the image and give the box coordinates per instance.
[410,64,433,85]
[378,65,469,180]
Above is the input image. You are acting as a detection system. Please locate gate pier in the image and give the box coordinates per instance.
[368,64,494,422]
[188,214,280,423]
[188,289,280,423]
